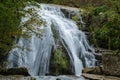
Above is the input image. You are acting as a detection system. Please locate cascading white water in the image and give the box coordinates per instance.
[8,3,95,76]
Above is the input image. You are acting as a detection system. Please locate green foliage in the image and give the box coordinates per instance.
[93,12,120,49]
[93,5,108,16]
[72,15,83,29]
[51,24,58,40]
[83,0,120,50]
[72,15,79,21]
[21,4,44,38]
[108,0,120,13]
[0,0,25,57]
[39,0,107,7]
[53,48,68,75]
[0,0,43,64]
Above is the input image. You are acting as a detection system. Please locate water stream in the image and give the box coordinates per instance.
[8,3,95,77]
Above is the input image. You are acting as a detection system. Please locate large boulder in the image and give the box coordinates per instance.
[0,75,35,80]
[82,66,103,75]
[102,53,120,76]
[82,73,120,80]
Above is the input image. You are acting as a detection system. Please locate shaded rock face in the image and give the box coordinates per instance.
[0,67,30,76]
[61,8,78,19]
[48,4,80,19]
[0,75,35,80]
[102,54,120,76]
[94,48,113,66]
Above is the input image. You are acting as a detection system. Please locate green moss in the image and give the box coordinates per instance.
[52,48,68,75]
[93,5,108,16]
[51,24,58,40]
[54,49,68,69]
[72,15,82,29]
[49,42,73,75]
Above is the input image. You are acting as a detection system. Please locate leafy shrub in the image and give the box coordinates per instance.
[93,5,108,16]
[83,1,120,50]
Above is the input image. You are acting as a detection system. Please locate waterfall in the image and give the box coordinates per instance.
[8,3,95,76]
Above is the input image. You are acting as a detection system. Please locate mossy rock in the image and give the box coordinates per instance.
[49,42,73,75]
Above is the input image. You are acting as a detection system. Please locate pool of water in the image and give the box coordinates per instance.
[35,75,86,80]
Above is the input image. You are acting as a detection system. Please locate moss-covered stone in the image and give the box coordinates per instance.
[49,42,73,75]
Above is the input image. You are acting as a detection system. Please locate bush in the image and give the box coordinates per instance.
[82,0,120,50]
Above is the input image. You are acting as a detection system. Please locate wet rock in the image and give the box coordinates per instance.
[95,48,112,53]
[0,75,34,80]
[102,53,120,77]
[48,4,80,19]
[82,66,103,75]
[61,8,78,19]
[0,67,30,76]
[82,73,120,80]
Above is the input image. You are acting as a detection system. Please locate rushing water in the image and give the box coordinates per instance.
[8,3,95,77]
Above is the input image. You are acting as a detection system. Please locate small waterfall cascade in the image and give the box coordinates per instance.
[8,3,95,76]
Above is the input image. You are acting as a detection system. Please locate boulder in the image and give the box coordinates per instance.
[0,67,30,76]
[82,66,103,75]
[0,75,35,80]
[102,53,120,76]
[82,73,120,80]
